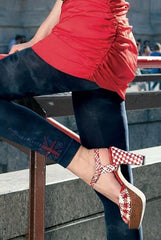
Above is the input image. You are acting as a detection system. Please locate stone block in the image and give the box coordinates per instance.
[0,11,22,27]
[129,122,161,150]
[45,214,106,240]
[45,180,103,227]
[0,0,23,11]
[143,199,161,240]
[126,109,161,150]
[0,141,29,173]
[0,191,29,239]
[133,162,161,200]
[8,215,106,240]
[132,147,161,201]
[127,109,161,124]
[22,11,49,26]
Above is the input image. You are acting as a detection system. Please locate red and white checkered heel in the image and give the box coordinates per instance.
[90,147,146,229]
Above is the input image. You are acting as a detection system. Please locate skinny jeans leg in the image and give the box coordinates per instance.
[0,48,98,166]
[72,89,143,240]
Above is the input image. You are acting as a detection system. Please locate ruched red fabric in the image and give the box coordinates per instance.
[32,0,137,99]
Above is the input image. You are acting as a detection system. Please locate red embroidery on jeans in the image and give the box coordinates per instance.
[41,136,63,157]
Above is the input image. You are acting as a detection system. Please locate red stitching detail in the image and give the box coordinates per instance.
[41,137,63,157]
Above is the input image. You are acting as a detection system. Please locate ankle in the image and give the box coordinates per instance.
[67,146,95,184]
[90,148,121,205]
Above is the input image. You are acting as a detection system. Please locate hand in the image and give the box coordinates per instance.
[9,41,33,54]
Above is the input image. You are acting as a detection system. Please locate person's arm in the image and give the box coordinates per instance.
[9,0,63,54]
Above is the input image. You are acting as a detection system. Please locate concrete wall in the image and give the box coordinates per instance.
[0,147,161,240]
[0,0,161,53]
[128,0,161,42]
[0,0,55,53]
[0,108,161,173]
[128,108,161,150]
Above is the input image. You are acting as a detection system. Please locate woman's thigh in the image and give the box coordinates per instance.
[0,48,98,100]
[72,88,128,148]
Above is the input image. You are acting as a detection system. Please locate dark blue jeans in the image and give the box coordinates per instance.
[0,48,142,239]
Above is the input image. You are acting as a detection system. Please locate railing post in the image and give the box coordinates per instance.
[28,151,46,240]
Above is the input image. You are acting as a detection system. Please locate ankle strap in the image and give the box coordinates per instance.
[90,149,117,188]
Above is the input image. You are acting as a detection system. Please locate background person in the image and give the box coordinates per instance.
[8,34,26,52]
[149,43,161,90]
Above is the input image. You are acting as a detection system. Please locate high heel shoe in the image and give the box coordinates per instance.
[90,146,146,229]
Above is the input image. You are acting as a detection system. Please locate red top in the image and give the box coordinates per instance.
[32,0,137,100]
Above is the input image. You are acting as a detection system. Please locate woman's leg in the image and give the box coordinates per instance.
[0,98,122,205]
[0,48,122,200]
[72,88,143,240]
[0,99,81,167]
[0,48,98,166]
[0,49,143,233]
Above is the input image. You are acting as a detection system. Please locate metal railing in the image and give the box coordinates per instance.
[1,57,161,239]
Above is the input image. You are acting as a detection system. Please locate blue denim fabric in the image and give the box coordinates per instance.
[0,48,142,239]
[0,48,98,166]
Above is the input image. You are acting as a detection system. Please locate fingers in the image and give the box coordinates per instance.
[8,41,32,54]
[9,45,20,54]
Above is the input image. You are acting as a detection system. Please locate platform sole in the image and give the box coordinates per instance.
[117,166,146,229]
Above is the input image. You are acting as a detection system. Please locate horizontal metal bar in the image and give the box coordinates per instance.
[137,56,161,68]
[0,137,30,154]
[134,74,161,82]
[2,91,161,160]
[47,117,80,143]
[35,95,73,117]
[126,91,161,110]
[35,91,161,117]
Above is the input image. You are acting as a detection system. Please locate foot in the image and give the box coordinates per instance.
[67,146,121,205]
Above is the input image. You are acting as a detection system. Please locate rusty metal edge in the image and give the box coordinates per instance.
[126,91,161,110]
[134,74,161,82]
[28,151,46,240]
[35,91,161,117]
